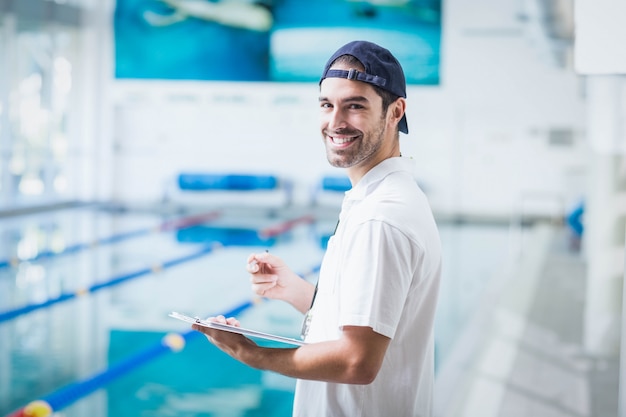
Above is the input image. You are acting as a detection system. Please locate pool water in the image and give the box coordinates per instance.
[0,206,513,417]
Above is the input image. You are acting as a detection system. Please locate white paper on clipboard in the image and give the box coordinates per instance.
[169,311,307,346]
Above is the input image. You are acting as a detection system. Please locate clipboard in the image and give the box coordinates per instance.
[169,311,307,347]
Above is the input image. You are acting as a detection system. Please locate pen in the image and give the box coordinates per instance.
[262,249,268,273]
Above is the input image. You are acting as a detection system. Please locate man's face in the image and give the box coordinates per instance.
[319,66,395,178]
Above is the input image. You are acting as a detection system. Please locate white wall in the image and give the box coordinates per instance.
[109,0,587,220]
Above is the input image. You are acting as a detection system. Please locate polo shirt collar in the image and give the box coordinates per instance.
[345,157,414,201]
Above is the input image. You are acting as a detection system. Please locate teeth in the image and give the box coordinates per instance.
[332,136,355,144]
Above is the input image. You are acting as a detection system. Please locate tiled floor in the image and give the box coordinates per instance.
[434,224,620,417]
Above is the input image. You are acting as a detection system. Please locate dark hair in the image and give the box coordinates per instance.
[331,55,400,113]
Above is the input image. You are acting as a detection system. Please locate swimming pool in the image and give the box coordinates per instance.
[0,205,513,417]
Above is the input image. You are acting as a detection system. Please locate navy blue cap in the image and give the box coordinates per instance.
[320,40,408,134]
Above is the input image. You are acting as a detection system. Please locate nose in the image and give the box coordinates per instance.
[325,107,347,132]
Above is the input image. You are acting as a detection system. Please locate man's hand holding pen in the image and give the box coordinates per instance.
[247,251,316,315]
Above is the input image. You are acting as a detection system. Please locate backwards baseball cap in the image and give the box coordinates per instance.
[319,40,408,134]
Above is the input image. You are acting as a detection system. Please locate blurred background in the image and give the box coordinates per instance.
[1,0,625,416]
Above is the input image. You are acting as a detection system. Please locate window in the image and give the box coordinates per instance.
[0,0,91,210]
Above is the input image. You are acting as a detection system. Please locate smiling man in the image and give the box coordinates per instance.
[193,40,442,417]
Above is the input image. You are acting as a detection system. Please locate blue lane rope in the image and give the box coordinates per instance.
[8,264,321,417]
[0,245,218,324]
[0,215,316,324]
[0,210,222,270]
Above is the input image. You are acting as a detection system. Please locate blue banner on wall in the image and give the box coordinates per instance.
[114,0,442,85]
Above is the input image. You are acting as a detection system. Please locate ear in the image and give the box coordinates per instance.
[389,98,406,129]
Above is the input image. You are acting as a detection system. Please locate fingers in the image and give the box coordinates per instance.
[211,315,240,327]
[250,272,278,294]
[251,281,278,296]
[250,272,277,285]
[211,315,226,324]
[247,252,265,266]
[246,251,276,273]
[247,260,260,273]
[225,317,240,327]
[192,315,241,338]
[246,251,287,298]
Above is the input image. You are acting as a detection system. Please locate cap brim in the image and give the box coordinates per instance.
[399,114,408,134]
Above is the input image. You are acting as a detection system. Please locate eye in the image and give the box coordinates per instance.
[320,102,332,109]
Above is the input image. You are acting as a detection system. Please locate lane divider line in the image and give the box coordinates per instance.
[5,264,321,417]
[0,216,316,324]
[0,210,222,269]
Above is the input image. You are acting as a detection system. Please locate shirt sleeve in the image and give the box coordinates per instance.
[337,219,415,339]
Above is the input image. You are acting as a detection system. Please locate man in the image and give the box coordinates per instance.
[193,40,442,416]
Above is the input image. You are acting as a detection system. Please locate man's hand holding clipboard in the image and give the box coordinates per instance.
[169,311,307,347]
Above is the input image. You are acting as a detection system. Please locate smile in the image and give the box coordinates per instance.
[329,135,358,145]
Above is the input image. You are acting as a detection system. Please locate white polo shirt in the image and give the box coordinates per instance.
[293,157,442,417]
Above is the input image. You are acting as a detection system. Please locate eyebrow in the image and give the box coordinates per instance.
[318,95,370,103]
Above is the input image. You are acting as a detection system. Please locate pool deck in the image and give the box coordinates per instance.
[434,223,619,417]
